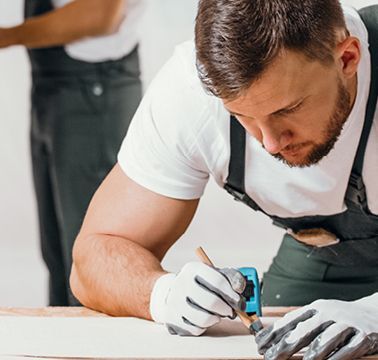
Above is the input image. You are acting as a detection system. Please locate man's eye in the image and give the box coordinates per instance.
[277,103,303,117]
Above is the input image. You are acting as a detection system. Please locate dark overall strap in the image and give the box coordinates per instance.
[24,0,64,70]
[224,117,261,211]
[346,6,378,212]
[225,6,378,217]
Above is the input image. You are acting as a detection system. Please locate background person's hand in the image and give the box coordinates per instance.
[149,261,246,336]
[0,27,18,49]
[0,28,11,48]
[256,293,378,360]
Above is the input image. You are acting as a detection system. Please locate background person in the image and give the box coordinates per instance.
[0,0,144,305]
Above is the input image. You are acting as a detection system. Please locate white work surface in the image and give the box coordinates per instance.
[0,316,277,359]
[0,308,376,360]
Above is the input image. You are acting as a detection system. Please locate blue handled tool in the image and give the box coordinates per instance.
[196,247,263,335]
[239,267,262,317]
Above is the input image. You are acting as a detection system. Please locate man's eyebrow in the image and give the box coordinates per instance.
[227,97,307,118]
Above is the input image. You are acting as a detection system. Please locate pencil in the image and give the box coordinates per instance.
[195,246,263,335]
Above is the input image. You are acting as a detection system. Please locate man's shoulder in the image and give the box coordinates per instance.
[145,39,226,137]
[162,39,206,95]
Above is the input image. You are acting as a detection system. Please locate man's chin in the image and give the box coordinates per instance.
[272,151,320,168]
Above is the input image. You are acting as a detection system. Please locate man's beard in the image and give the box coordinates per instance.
[271,79,352,168]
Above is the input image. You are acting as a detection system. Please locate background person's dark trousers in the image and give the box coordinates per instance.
[30,48,142,305]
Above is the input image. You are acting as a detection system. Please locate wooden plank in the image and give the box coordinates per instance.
[0,306,297,317]
[0,306,106,317]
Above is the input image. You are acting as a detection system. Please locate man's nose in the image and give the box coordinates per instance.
[261,126,292,154]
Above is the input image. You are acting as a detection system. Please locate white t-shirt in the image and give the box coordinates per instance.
[118,6,378,219]
[52,0,145,62]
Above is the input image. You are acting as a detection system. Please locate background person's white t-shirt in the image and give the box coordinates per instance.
[118,6,378,219]
[52,0,145,62]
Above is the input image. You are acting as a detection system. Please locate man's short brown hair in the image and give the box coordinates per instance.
[195,0,347,100]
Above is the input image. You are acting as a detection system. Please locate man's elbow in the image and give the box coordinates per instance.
[70,264,85,305]
[70,238,91,307]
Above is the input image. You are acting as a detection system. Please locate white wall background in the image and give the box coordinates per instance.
[0,0,376,306]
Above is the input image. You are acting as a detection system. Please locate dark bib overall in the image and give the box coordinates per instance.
[25,0,142,305]
[224,7,378,306]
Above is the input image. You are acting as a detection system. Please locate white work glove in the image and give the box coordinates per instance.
[256,293,378,360]
[149,261,246,336]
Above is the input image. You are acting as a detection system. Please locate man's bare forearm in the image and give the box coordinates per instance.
[0,0,125,49]
[70,233,167,319]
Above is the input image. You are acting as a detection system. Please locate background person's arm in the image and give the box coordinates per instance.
[0,0,125,49]
[70,163,199,319]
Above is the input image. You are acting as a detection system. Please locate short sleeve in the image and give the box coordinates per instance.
[117,43,211,199]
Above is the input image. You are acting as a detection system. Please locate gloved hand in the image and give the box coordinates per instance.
[256,293,378,360]
[149,261,246,336]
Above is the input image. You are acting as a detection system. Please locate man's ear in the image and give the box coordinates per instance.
[335,36,361,79]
